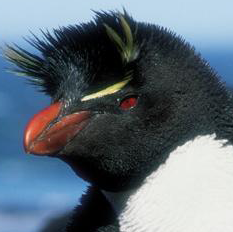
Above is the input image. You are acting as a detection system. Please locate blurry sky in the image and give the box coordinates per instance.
[0,1,233,232]
[1,0,233,49]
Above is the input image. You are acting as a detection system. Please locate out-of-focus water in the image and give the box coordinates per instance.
[0,47,233,232]
[0,57,87,232]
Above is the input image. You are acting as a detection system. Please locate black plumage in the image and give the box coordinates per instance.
[5,10,233,232]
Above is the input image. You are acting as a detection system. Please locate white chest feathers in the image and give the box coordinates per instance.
[113,135,233,232]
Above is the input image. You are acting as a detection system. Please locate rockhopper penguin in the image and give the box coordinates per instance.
[5,10,233,232]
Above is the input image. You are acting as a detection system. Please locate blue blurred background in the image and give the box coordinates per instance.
[0,1,233,231]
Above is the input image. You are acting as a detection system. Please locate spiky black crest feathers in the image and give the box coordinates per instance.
[5,10,195,99]
[5,10,140,97]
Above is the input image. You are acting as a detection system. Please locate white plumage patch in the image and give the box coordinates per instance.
[108,134,233,232]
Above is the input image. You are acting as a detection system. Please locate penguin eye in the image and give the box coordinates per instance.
[119,95,138,110]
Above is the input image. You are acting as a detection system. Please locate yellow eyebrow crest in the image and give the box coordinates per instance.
[81,78,132,102]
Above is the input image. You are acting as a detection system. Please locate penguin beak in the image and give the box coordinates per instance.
[24,102,90,156]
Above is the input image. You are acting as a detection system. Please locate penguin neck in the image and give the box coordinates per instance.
[102,188,136,215]
[103,134,233,232]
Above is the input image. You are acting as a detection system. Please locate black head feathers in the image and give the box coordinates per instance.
[5,11,140,97]
[5,10,200,104]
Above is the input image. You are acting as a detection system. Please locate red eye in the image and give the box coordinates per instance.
[119,96,138,110]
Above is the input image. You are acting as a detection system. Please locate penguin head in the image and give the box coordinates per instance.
[6,10,233,191]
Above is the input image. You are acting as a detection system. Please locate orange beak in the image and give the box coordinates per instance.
[24,102,90,156]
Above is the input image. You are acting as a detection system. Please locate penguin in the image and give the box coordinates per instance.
[5,10,233,232]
